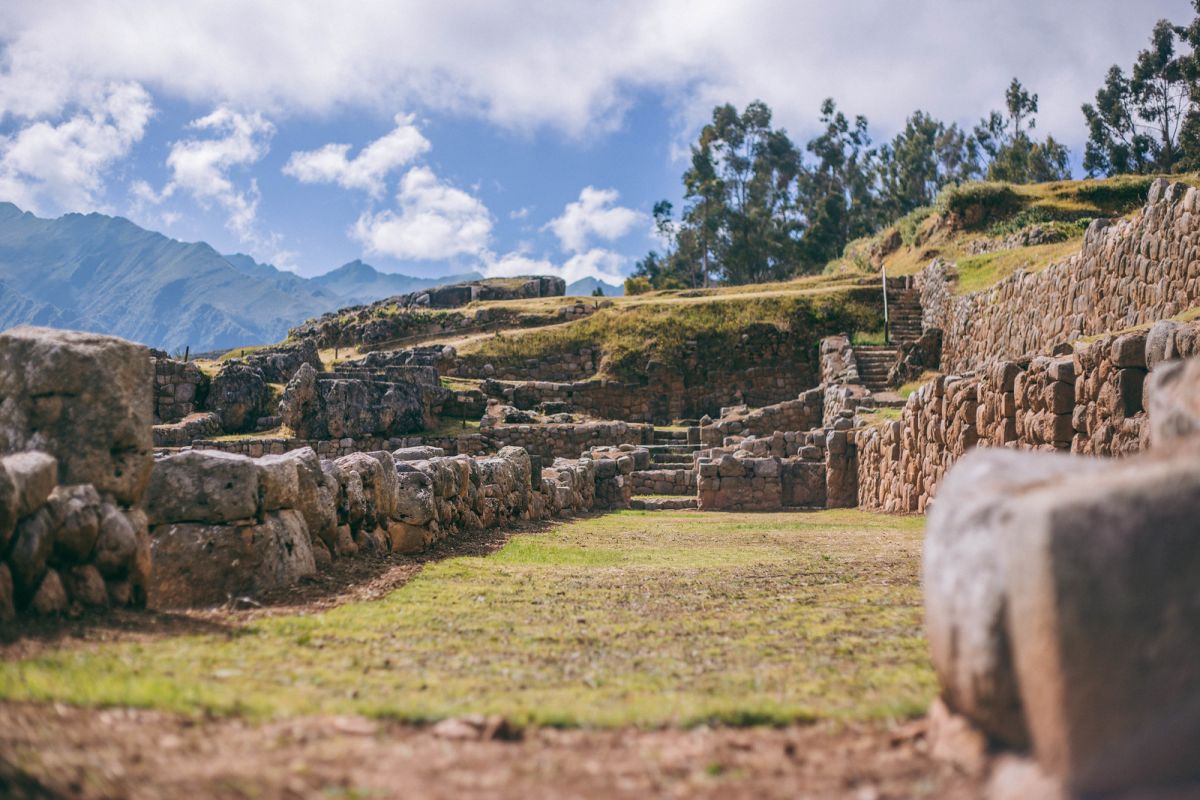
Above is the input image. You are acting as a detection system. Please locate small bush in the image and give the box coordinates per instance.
[624,276,652,295]
[935,182,1023,229]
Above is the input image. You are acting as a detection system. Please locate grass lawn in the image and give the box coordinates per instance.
[0,510,934,727]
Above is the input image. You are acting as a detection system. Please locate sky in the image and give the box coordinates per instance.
[0,0,1193,283]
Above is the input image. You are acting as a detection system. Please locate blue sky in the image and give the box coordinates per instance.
[0,0,1192,281]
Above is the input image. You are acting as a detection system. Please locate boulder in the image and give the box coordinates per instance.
[46,484,103,563]
[279,363,428,440]
[924,448,1107,747]
[256,453,301,512]
[0,327,153,505]
[0,451,58,549]
[143,450,260,525]
[1146,356,1200,446]
[208,363,271,433]
[93,505,140,578]
[0,564,13,621]
[1001,444,1200,794]
[7,507,56,599]
[63,564,108,607]
[30,568,67,615]
[392,446,446,461]
[148,509,315,608]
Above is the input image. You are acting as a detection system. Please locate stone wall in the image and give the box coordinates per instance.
[0,327,155,619]
[190,433,488,460]
[143,442,619,608]
[480,417,653,461]
[453,347,601,383]
[631,468,695,496]
[699,388,824,445]
[152,356,207,423]
[923,179,1200,373]
[696,417,857,511]
[854,325,1198,512]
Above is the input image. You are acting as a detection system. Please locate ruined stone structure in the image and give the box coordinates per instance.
[923,179,1200,373]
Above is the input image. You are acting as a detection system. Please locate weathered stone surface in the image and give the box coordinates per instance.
[256,453,300,512]
[0,564,13,621]
[1001,445,1200,795]
[93,505,139,578]
[63,564,108,607]
[0,451,57,549]
[148,510,315,609]
[924,448,1108,747]
[8,506,56,599]
[46,484,103,563]
[0,326,153,505]
[1146,356,1200,446]
[280,363,429,440]
[392,446,445,461]
[208,363,271,433]
[143,450,260,525]
[30,568,67,615]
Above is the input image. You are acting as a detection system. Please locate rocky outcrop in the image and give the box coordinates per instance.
[236,338,322,383]
[208,362,272,433]
[278,363,431,440]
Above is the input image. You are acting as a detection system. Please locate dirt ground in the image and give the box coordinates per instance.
[0,702,983,800]
[0,513,985,798]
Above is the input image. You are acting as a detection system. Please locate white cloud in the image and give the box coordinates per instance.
[159,107,274,240]
[352,166,492,261]
[0,1,1186,143]
[282,113,430,198]
[482,247,629,285]
[509,206,530,220]
[0,81,152,214]
[546,186,644,252]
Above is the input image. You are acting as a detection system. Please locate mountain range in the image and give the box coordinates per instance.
[0,203,485,352]
[564,276,624,297]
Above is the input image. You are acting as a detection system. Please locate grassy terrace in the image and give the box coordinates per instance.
[0,510,933,727]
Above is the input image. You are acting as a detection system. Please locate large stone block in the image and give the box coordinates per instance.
[0,326,153,505]
[1146,356,1200,445]
[0,451,58,550]
[143,450,260,525]
[924,448,1108,747]
[1002,445,1200,794]
[148,509,315,608]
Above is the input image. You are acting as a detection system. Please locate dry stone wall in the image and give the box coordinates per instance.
[142,442,623,608]
[479,416,653,461]
[152,357,207,423]
[0,327,155,618]
[923,179,1200,373]
[855,323,1200,511]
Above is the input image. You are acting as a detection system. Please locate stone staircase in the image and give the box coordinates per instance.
[649,429,699,466]
[887,284,923,346]
[853,346,897,392]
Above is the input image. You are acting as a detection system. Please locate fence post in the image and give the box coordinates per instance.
[881,266,890,347]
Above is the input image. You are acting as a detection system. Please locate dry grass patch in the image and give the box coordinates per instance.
[0,510,933,728]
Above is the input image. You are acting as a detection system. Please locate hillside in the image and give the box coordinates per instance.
[833,174,1200,292]
[0,203,488,351]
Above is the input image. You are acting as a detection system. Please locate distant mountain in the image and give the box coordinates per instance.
[0,203,485,352]
[311,259,481,306]
[567,276,624,297]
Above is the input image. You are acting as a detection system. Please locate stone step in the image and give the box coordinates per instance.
[652,453,695,465]
[629,497,698,511]
[646,443,700,454]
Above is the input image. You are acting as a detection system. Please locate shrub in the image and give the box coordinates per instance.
[935,182,1023,229]
[624,276,652,295]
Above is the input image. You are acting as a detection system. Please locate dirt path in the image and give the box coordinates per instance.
[0,702,982,799]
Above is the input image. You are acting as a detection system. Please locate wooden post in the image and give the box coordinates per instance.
[882,265,890,347]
